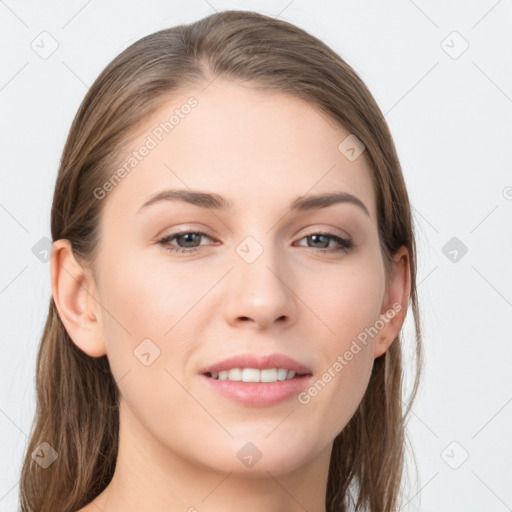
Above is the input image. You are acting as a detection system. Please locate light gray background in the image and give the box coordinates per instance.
[1,1,511,511]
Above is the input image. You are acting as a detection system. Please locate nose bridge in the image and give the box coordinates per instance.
[224,231,296,328]
[235,232,286,295]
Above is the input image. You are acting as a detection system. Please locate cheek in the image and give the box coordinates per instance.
[99,252,192,339]
[325,347,374,436]
[95,255,204,443]
[95,253,179,380]
[97,252,215,398]
[311,254,385,344]
[300,340,374,442]
[299,259,383,434]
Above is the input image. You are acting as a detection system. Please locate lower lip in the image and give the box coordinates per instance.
[200,374,313,407]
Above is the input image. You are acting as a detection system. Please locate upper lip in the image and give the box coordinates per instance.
[199,353,312,376]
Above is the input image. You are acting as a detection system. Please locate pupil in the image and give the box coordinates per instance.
[310,234,328,248]
[179,233,199,247]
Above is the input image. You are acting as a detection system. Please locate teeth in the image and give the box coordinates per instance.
[228,368,242,381]
[277,368,288,380]
[242,368,261,382]
[209,368,298,382]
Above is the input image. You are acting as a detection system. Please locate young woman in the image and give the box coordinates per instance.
[19,9,422,512]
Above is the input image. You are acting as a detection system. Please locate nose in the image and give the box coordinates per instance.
[223,245,297,331]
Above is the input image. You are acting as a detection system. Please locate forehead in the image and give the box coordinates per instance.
[102,78,377,220]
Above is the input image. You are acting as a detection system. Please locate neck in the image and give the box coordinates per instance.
[91,399,331,512]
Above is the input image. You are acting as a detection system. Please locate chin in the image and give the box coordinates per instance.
[192,437,316,477]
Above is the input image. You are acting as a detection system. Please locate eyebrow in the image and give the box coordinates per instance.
[137,189,370,218]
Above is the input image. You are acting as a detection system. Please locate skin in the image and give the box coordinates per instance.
[51,78,410,512]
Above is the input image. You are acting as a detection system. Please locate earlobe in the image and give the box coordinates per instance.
[50,239,107,358]
[374,246,411,359]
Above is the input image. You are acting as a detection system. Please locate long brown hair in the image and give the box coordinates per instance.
[19,10,423,512]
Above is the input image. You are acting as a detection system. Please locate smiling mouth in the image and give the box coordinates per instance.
[204,368,310,383]
[201,367,313,407]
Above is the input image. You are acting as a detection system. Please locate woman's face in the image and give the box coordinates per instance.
[69,78,408,476]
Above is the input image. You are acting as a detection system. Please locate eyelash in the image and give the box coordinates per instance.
[157,230,354,255]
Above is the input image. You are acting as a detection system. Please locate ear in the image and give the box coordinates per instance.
[50,239,107,357]
[373,245,411,359]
